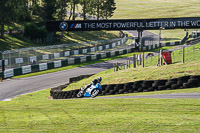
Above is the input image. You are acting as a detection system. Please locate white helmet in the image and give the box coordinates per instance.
[97,77,102,83]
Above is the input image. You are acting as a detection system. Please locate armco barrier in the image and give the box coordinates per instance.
[50,75,200,99]
[3,39,182,79]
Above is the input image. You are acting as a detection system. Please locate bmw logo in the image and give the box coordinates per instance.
[59,22,68,31]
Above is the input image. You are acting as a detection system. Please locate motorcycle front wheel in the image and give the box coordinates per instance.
[77,90,84,98]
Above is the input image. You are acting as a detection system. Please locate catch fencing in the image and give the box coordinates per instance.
[0,38,128,69]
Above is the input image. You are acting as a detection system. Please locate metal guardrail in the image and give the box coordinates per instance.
[186,37,200,45]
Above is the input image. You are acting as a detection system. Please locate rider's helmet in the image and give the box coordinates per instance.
[97,77,102,83]
[92,79,98,85]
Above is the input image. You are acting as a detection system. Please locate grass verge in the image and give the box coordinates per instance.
[64,43,200,91]
[0,88,199,132]
[0,30,121,51]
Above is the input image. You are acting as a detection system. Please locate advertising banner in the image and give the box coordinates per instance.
[47,17,200,31]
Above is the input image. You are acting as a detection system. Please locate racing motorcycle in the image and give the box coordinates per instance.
[77,79,101,98]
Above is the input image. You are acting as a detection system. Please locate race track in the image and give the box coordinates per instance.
[0,31,192,101]
[0,58,127,101]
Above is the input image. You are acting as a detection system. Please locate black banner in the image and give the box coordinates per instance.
[46,17,200,31]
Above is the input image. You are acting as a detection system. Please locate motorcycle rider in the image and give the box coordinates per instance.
[84,77,102,91]
[77,77,102,98]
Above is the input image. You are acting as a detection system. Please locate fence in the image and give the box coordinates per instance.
[113,42,200,72]
[0,37,129,69]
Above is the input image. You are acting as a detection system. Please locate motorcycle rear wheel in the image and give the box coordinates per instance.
[91,89,100,98]
[77,90,84,98]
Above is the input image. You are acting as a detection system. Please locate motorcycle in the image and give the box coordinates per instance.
[77,83,101,98]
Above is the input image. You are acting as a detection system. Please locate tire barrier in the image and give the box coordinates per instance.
[50,75,200,99]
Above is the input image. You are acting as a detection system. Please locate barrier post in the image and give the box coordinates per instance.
[182,46,185,63]
[116,62,119,71]
[134,54,136,68]
[136,55,137,66]
[142,52,144,68]
[160,49,163,66]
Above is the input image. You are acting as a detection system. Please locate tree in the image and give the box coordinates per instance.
[56,0,70,21]
[42,0,57,21]
[0,0,26,39]
[104,0,116,19]
[96,0,100,20]
[98,0,116,19]
[79,0,87,20]
[92,0,116,20]
[72,0,79,20]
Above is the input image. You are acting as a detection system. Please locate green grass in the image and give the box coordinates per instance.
[145,44,200,67]
[0,30,121,51]
[113,0,200,42]
[0,88,199,132]
[64,43,200,91]
[114,0,200,19]
[5,44,199,132]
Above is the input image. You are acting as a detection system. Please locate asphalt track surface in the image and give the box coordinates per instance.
[0,58,128,101]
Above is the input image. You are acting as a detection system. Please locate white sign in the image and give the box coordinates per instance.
[22,65,31,74]
[112,43,116,48]
[64,51,70,57]
[98,46,103,51]
[82,49,87,54]
[54,60,61,68]
[68,58,74,65]
[5,59,8,66]
[90,47,95,52]
[54,53,60,58]
[39,63,47,71]
[106,45,110,49]
[118,41,121,46]
[74,50,79,55]
[4,69,14,78]
[15,58,23,64]
[80,57,86,63]
[42,55,49,60]
[30,56,37,63]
